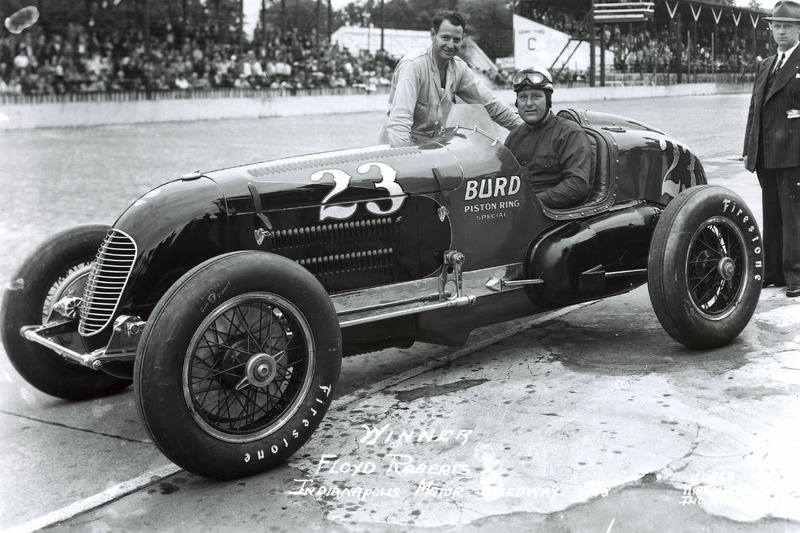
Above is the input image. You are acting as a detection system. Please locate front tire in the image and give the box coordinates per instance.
[1,224,132,399]
[134,251,342,479]
[648,185,763,348]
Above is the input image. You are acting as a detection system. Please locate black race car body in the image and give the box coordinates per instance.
[79,107,703,352]
[2,105,762,479]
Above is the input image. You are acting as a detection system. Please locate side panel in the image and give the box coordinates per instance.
[441,131,552,269]
[527,201,661,307]
[229,195,452,293]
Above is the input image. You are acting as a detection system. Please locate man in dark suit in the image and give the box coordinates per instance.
[744,0,800,297]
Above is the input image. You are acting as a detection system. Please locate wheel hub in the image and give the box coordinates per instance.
[244,353,278,387]
[718,257,736,281]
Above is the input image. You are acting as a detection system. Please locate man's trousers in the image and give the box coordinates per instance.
[757,166,800,286]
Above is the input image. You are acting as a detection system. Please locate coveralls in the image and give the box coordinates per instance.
[379,44,522,145]
[504,111,593,209]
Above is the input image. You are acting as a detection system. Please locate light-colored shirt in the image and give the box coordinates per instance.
[379,45,522,144]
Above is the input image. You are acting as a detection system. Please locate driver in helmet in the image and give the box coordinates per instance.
[504,66,593,209]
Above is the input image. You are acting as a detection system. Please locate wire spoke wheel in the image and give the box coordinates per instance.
[184,293,315,443]
[135,251,341,479]
[648,186,762,349]
[685,217,746,319]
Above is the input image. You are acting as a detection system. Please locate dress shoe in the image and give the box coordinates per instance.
[787,285,800,298]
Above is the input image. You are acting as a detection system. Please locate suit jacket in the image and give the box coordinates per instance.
[743,46,800,171]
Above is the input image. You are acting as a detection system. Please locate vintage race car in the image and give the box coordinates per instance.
[1,105,763,479]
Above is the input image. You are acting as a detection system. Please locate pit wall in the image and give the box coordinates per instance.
[0,83,740,130]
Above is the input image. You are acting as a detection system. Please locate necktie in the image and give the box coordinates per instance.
[773,53,785,74]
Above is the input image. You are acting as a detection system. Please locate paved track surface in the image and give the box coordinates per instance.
[1,94,799,532]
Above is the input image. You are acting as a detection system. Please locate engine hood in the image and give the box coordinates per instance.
[201,140,468,213]
[115,176,226,249]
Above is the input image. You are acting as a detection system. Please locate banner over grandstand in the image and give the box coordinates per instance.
[331,26,430,58]
[513,15,613,74]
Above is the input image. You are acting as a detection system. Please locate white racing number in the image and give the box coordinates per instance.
[310,162,406,221]
[310,168,357,220]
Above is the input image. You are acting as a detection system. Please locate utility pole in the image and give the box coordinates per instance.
[316,0,322,44]
[590,0,596,87]
[145,0,151,98]
[282,0,286,36]
[239,0,244,53]
[262,0,267,48]
[676,18,682,84]
[600,22,605,86]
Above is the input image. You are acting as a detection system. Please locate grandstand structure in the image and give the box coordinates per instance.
[514,0,772,86]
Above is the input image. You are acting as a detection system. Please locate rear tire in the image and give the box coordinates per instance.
[648,186,763,348]
[134,251,342,479]
[1,225,132,399]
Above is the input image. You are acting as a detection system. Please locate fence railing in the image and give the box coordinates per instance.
[557,71,755,88]
[0,85,392,105]
[0,73,753,105]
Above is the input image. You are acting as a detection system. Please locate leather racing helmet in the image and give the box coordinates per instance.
[512,66,554,93]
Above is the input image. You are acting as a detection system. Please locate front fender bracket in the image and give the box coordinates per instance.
[21,314,145,370]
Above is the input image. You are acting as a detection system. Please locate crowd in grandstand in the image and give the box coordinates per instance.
[0,22,396,95]
[527,4,587,39]
[607,26,751,75]
[0,6,759,96]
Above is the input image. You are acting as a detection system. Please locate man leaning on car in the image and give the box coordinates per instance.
[743,0,800,298]
[378,10,522,144]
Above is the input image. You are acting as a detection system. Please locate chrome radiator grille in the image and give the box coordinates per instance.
[79,229,137,336]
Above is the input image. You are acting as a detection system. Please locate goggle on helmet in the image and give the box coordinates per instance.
[512,66,554,92]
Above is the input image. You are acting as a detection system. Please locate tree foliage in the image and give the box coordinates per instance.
[261,0,322,35]
[459,0,513,58]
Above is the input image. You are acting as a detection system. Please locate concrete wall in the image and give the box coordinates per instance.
[0,83,727,130]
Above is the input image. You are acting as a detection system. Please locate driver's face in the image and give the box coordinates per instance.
[516,88,548,125]
[431,20,463,65]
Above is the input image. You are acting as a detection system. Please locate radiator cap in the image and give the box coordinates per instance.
[180,171,202,181]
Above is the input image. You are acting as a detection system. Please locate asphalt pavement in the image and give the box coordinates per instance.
[1,94,798,533]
